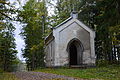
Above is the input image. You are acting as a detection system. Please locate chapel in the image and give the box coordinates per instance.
[45,12,96,67]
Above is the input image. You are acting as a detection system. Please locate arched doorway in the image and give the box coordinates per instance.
[67,38,84,66]
[69,43,77,65]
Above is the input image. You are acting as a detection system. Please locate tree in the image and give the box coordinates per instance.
[47,0,82,27]
[18,0,48,70]
[0,0,18,71]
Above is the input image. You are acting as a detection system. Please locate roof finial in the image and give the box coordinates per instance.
[71,4,78,19]
[73,4,75,12]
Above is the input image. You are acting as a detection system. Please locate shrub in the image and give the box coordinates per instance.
[96,59,109,67]
[0,68,3,73]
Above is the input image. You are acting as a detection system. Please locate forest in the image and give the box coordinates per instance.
[0,0,120,72]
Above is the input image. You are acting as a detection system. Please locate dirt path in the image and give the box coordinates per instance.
[13,71,89,80]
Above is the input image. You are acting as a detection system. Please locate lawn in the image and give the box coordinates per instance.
[0,72,19,80]
[35,65,120,80]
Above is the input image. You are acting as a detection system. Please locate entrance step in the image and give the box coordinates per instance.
[70,65,87,68]
[70,64,96,68]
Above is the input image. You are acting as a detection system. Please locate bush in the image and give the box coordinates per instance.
[0,68,3,73]
[97,59,109,67]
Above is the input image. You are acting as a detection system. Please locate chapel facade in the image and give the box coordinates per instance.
[45,12,96,67]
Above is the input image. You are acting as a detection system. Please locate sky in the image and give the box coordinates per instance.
[14,22,25,62]
[9,0,27,62]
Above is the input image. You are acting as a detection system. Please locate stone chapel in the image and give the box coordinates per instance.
[45,12,96,67]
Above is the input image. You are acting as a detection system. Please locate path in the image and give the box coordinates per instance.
[13,72,90,80]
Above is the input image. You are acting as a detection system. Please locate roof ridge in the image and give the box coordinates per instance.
[53,17,73,29]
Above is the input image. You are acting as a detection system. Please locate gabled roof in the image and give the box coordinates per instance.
[52,12,95,32]
[45,12,95,44]
[53,17,73,29]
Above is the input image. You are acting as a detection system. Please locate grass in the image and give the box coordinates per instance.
[35,65,120,80]
[0,72,19,80]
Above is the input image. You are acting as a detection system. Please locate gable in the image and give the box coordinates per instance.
[53,18,95,37]
[45,14,95,46]
[59,22,89,34]
[58,22,91,50]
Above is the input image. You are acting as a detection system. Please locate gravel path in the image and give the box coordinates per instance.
[13,71,90,80]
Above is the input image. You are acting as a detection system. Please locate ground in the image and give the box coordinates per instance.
[35,65,120,80]
[0,72,18,80]
[13,72,89,80]
[0,65,119,80]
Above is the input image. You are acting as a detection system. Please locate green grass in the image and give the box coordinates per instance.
[0,72,19,80]
[35,65,120,80]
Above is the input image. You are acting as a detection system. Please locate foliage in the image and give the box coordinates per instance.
[93,0,120,63]
[0,0,18,72]
[18,0,48,70]
[109,25,120,45]
[35,65,120,80]
[48,0,81,27]
[96,60,109,67]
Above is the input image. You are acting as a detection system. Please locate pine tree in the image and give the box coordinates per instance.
[0,0,18,71]
[18,0,48,70]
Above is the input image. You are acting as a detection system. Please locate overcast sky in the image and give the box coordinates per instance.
[10,0,27,62]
